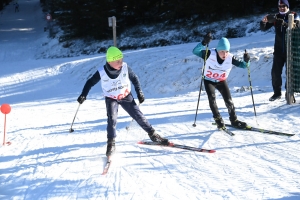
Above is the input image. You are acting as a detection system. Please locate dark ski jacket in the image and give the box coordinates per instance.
[80,63,142,97]
[260,11,300,55]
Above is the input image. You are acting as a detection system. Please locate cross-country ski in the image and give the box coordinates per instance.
[138,141,216,153]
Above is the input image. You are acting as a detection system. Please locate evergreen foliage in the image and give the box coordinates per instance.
[40,0,299,41]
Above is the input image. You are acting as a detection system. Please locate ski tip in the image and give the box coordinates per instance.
[200,149,216,153]
[168,142,174,146]
[137,141,144,144]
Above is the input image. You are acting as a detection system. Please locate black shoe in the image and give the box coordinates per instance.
[148,131,169,144]
[106,138,116,157]
[269,94,281,101]
[214,117,225,129]
[231,119,247,129]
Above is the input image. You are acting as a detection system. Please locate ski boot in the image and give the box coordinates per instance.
[214,116,225,129]
[230,119,247,129]
[106,138,116,157]
[148,130,169,145]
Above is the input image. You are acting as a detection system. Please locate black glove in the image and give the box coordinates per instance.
[201,32,213,46]
[266,14,276,23]
[243,53,250,63]
[77,95,86,104]
[275,18,287,27]
[137,91,145,104]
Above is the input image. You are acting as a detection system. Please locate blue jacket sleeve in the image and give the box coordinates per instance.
[232,56,250,68]
[193,43,211,60]
[192,43,206,57]
[238,61,250,68]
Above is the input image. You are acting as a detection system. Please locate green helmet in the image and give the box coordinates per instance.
[106,46,123,62]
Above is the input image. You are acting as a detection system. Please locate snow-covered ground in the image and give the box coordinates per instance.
[1,0,300,200]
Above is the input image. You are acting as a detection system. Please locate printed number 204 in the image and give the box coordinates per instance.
[206,71,226,79]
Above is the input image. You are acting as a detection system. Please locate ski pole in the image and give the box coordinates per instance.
[126,102,140,130]
[69,103,81,132]
[245,50,258,125]
[192,45,209,127]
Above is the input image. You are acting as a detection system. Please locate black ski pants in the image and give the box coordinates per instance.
[271,53,286,96]
[204,79,237,121]
[105,92,154,139]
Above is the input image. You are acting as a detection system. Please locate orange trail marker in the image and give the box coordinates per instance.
[1,104,11,146]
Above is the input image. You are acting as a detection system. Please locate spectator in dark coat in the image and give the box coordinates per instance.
[260,0,300,101]
[14,2,19,12]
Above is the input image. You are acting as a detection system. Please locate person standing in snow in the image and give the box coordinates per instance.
[14,2,19,12]
[260,0,299,101]
[192,33,250,130]
[77,46,168,157]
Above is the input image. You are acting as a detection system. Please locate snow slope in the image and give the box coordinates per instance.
[0,1,300,200]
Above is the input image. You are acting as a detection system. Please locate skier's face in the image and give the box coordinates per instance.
[218,50,229,60]
[278,4,288,12]
[108,58,123,70]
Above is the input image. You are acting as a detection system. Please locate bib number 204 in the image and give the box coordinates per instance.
[206,71,226,80]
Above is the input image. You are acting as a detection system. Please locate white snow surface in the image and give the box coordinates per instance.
[1,1,300,200]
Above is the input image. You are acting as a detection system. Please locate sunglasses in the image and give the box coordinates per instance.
[278,5,286,8]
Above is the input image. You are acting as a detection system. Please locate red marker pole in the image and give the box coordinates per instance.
[1,104,11,146]
[3,114,7,145]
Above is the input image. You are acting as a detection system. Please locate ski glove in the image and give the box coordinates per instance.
[266,14,276,23]
[201,32,213,46]
[243,53,250,63]
[77,95,86,104]
[275,18,287,27]
[137,91,145,104]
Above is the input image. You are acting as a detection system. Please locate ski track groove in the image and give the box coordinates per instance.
[131,124,227,199]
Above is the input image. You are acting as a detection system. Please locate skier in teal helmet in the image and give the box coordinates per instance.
[193,33,251,130]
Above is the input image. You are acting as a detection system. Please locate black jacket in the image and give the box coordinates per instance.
[80,63,142,97]
[260,11,300,55]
